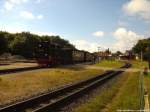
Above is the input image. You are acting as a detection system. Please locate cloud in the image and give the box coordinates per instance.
[71,28,143,52]
[20,11,44,20]
[4,0,28,11]
[31,31,56,36]
[112,27,144,52]
[36,0,41,3]
[93,31,104,37]
[0,27,56,37]
[71,40,107,53]
[0,24,25,33]
[123,0,150,21]
[0,23,56,36]
[118,20,128,27]
[4,1,13,11]
[37,14,44,20]
[20,11,35,20]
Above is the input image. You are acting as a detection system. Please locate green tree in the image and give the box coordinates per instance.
[0,31,75,58]
[10,32,40,58]
[0,32,8,55]
[133,38,150,60]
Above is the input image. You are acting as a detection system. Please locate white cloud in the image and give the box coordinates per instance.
[123,0,150,21]
[71,40,98,52]
[112,27,144,52]
[71,40,107,53]
[118,20,128,27]
[36,0,41,3]
[93,31,104,37]
[2,0,44,20]
[3,0,42,11]
[0,25,56,37]
[71,28,142,52]
[20,11,35,20]
[10,0,28,4]
[31,31,56,36]
[4,0,28,11]
[4,1,13,11]
[0,23,26,33]
[20,11,44,20]
[37,14,44,20]
[0,22,56,36]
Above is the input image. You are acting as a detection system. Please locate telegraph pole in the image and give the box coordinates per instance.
[98,47,101,63]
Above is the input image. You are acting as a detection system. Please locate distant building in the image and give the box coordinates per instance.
[119,50,135,60]
[94,51,112,61]
[135,54,139,60]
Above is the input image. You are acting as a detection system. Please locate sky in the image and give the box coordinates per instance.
[0,0,150,52]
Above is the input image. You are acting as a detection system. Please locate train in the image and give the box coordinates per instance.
[35,40,96,67]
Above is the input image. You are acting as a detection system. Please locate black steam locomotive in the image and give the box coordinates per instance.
[35,40,95,67]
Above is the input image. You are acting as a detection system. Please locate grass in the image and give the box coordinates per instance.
[0,65,103,105]
[130,60,149,69]
[74,72,140,112]
[95,60,124,68]
[106,72,140,111]
[144,72,150,101]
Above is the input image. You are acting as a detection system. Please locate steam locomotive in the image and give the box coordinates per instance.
[35,40,95,67]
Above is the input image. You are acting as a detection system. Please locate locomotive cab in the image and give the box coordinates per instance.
[35,41,59,67]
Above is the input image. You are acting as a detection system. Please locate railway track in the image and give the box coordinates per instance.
[0,66,42,75]
[0,63,131,112]
[0,62,92,75]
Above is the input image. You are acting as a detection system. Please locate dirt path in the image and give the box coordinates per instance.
[84,65,142,72]
[0,62,38,70]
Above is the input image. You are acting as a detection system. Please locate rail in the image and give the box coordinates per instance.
[0,63,131,112]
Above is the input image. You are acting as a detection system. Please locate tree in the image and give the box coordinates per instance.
[115,51,123,56]
[42,35,74,48]
[0,32,8,55]
[132,38,150,60]
[10,32,40,58]
[116,51,122,55]
[133,38,150,53]
[105,48,111,54]
[0,31,75,58]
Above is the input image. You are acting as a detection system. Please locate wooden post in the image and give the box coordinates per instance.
[148,59,150,70]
